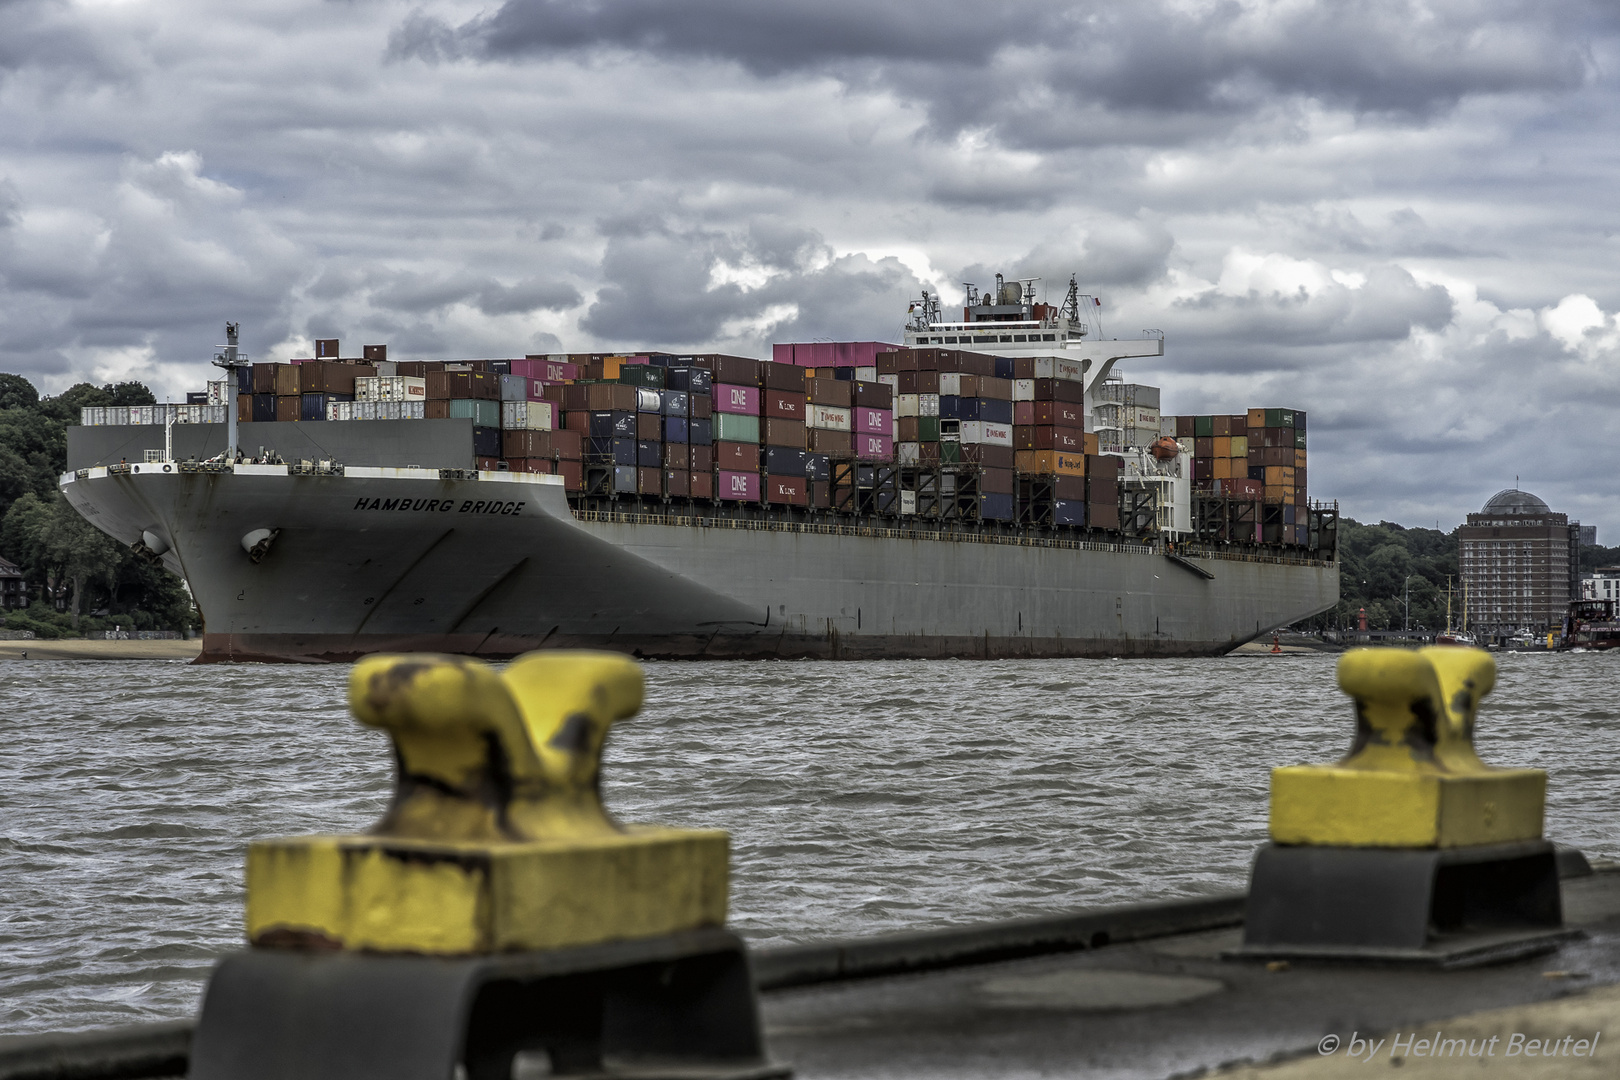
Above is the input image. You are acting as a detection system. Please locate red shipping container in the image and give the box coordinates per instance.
[853,406,891,435]
[764,390,806,420]
[852,381,893,409]
[962,444,1015,469]
[714,440,760,470]
[716,469,759,502]
[512,358,579,382]
[806,377,852,407]
[691,470,714,500]
[1035,401,1084,428]
[636,413,661,440]
[1014,402,1035,426]
[896,370,941,394]
[476,457,500,471]
[557,460,583,490]
[980,467,1014,495]
[664,469,691,498]
[275,395,300,421]
[1032,378,1086,403]
[638,466,662,494]
[761,361,805,391]
[765,474,807,505]
[691,394,712,419]
[807,429,852,455]
[714,384,760,415]
[711,356,760,386]
[855,433,893,461]
[691,444,713,471]
[664,444,691,469]
[764,418,806,448]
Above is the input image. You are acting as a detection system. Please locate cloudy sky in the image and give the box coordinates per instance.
[3,0,1618,534]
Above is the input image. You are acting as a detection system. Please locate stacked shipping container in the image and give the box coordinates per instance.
[1168,407,1309,545]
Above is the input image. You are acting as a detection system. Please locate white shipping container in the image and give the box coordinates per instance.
[900,490,917,515]
[806,404,851,431]
[896,441,921,465]
[938,373,967,397]
[959,420,1013,446]
[1130,407,1160,427]
[206,380,231,406]
[79,407,100,426]
[206,404,226,424]
[326,401,354,421]
[501,401,556,430]
[499,374,529,402]
[878,373,899,393]
[107,406,128,425]
[919,393,940,418]
[855,366,877,382]
[357,376,428,402]
[404,401,425,419]
[1013,378,1034,401]
[896,394,920,418]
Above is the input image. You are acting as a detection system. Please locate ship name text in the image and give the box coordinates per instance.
[353,497,525,516]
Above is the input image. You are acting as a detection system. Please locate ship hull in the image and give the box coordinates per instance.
[61,465,1338,663]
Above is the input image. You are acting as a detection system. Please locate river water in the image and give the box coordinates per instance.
[2,652,1617,1034]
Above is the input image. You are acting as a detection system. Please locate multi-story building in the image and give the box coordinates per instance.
[0,556,26,610]
[1582,567,1620,604]
[1458,489,1581,635]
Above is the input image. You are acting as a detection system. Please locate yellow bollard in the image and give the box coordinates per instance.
[1268,647,1544,848]
[244,651,729,954]
[1238,646,1571,963]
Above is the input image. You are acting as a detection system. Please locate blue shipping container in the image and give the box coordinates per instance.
[1053,499,1086,526]
[636,439,662,468]
[589,411,637,438]
[473,426,501,458]
[688,418,713,446]
[660,390,689,417]
[252,394,276,422]
[806,453,831,481]
[765,447,809,477]
[993,356,1015,379]
[664,417,689,443]
[587,437,638,466]
[301,392,352,421]
[612,466,638,493]
[667,367,713,393]
[981,493,1015,521]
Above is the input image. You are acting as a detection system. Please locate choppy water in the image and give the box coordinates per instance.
[2,652,1617,1034]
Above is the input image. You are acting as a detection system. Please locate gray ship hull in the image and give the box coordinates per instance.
[60,464,1338,663]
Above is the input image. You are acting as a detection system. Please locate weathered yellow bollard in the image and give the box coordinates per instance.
[245,651,728,954]
[190,652,784,1080]
[1268,647,1545,848]
[1238,647,1572,964]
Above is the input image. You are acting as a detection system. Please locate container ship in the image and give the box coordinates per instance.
[60,276,1339,662]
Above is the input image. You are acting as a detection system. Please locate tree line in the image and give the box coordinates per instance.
[0,373,195,638]
[1301,518,1620,633]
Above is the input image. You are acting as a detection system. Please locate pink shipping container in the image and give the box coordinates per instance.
[1014,401,1035,426]
[772,344,794,365]
[713,383,761,415]
[511,359,579,381]
[854,433,894,461]
[854,406,891,435]
[773,340,903,367]
[716,469,760,501]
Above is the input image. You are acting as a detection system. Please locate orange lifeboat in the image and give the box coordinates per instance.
[1150,436,1180,461]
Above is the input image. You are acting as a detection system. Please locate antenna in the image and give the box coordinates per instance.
[212,321,250,463]
[962,282,980,308]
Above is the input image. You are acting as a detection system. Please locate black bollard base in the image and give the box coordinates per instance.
[189,927,789,1080]
[1228,839,1579,968]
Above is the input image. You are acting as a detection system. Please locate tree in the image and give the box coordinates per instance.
[0,373,39,411]
[41,494,124,626]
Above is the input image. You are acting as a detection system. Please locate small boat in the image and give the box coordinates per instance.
[1434,577,1477,647]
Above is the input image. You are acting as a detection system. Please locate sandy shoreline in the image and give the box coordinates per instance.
[0,639,202,661]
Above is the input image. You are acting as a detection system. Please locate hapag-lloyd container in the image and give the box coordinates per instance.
[959,421,1013,446]
[854,433,893,460]
[717,469,759,502]
[853,407,891,435]
[806,404,852,431]
[714,384,760,415]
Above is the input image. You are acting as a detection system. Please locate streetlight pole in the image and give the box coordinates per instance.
[1404,574,1415,635]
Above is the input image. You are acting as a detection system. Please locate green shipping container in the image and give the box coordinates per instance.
[1194,415,1214,437]
[940,440,962,463]
[714,413,760,444]
[618,365,667,389]
[1294,429,1307,449]
[918,416,940,442]
[1265,408,1295,428]
[450,398,501,427]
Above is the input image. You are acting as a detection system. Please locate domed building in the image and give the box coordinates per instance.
[1458,488,1582,636]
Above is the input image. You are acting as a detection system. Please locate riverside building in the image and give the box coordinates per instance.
[1458,489,1582,636]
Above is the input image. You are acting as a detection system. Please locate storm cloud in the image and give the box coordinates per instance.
[2,0,1619,533]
